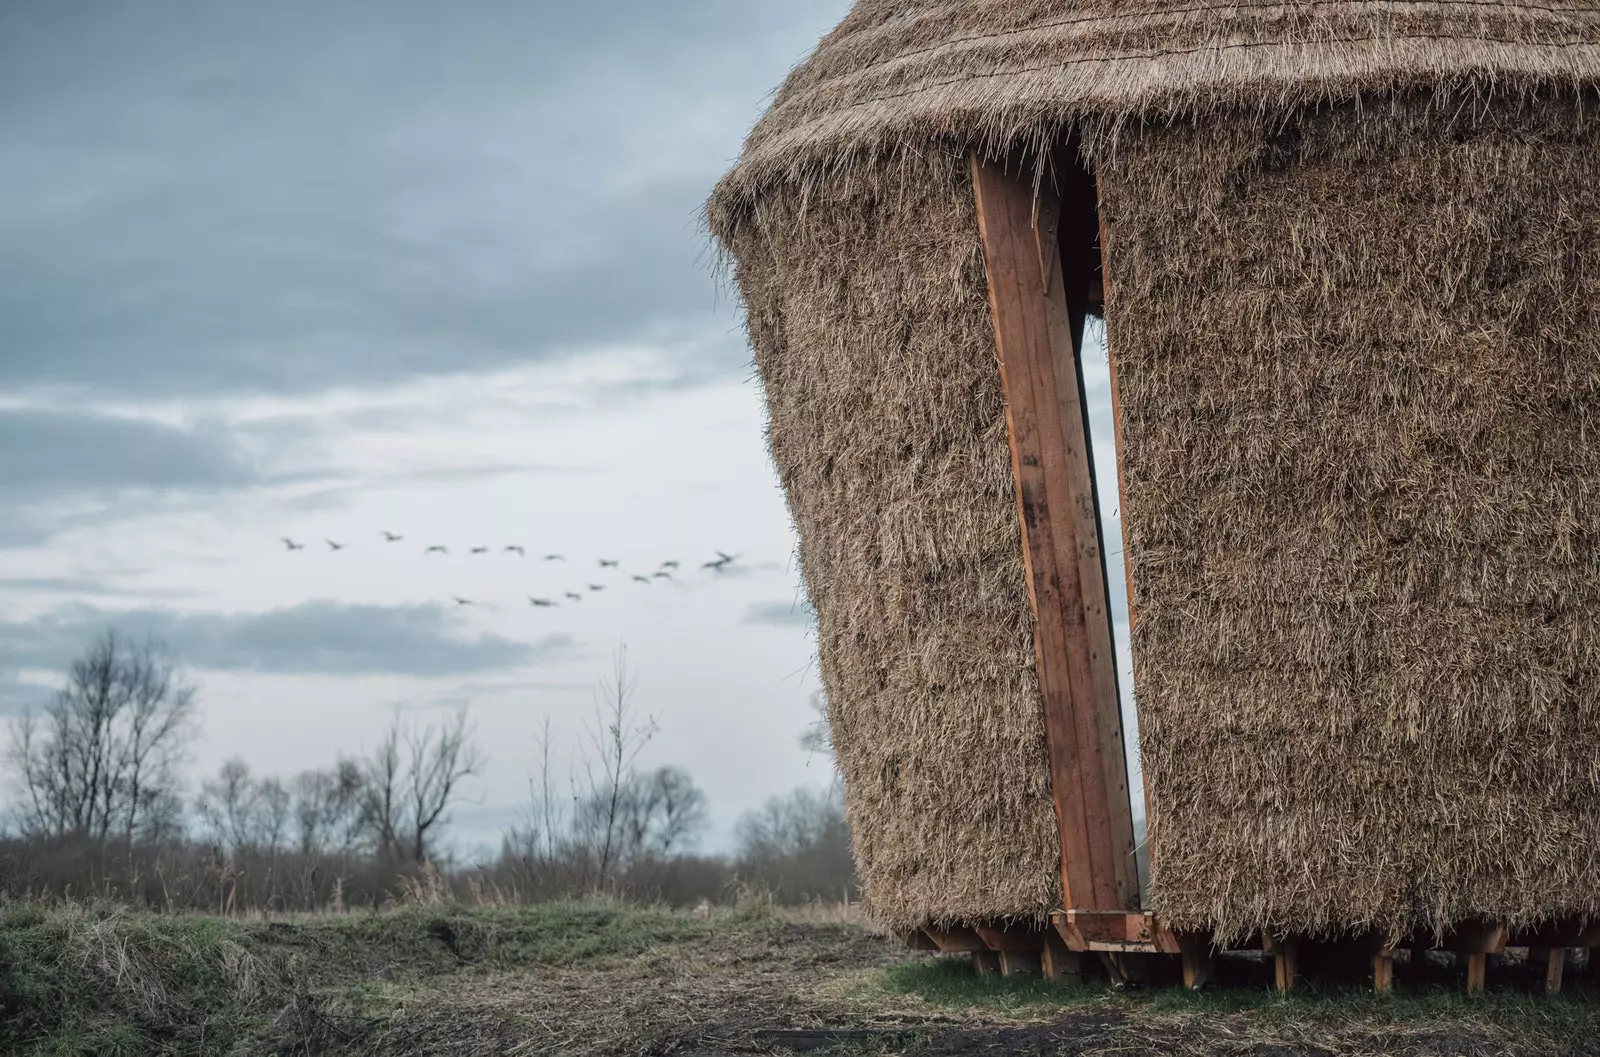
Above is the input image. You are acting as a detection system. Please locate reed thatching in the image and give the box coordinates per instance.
[711,0,1600,938]
[724,149,1061,930]
[1100,93,1600,941]
[714,0,1600,217]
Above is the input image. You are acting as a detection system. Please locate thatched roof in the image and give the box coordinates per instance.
[712,0,1600,215]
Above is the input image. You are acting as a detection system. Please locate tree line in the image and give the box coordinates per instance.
[0,632,853,913]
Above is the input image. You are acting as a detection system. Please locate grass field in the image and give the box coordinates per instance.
[2,900,1598,1056]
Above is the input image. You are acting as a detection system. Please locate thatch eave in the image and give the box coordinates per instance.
[709,4,1600,233]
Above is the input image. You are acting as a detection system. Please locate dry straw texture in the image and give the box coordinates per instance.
[1098,93,1600,941]
[713,0,1600,214]
[723,149,1061,931]
[712,0,1600,937]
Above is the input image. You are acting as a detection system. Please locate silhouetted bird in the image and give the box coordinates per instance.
[325,540,347,551]
[652,571,672,580]
[425,545,448,555]
[565,592,583,603]
[452,596,474,606]
[632,575,652,585]
[381,531,403,542]
[659,560,680,570]
[543,554,566,562]
[703,551,739,572]
[598,559,619,568]
[588,584,605,592]
[529,597,557,608]
[504,545,525,556]
[470,546,488,555]
[281,538,305,551]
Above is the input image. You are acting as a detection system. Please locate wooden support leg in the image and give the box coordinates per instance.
[1530,947,1566,995]
[1041,936,1082,981]
[972,950,1001,976]
[999,950,1043,977]
[1178,936,1215,990]
[1373,949,1396,994]
[1274,937,1299,993]
[1465,952,1488,994]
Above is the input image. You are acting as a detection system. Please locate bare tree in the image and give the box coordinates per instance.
[7,631,197,844]
[292,758,365,855]
[404,706,483,862]
[195,757,259,852]
[576,645,657,884]
[518,715,565,863]
[359,719,405,859]
[357,708,482,863]
[618,766,708,859]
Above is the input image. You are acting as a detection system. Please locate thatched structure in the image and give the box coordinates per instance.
[711,1,1600,941]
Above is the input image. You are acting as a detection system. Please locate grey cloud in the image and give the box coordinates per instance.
[742,600,816,629]
[0,600,568,680]
[0,1,841,397]
[0,408,255,492]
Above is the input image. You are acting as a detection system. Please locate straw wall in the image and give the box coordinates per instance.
[721,148,1063,930]
[1098,93,1600,940]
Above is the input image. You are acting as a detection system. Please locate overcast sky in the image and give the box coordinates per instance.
[0,1,861,855]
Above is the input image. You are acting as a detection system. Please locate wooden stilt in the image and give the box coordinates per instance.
[1531,947,1566,995]
[1041,935,1082,981]
[1273,937,1299,993]
[999,950,1043,977]
[1465,952,1488,994]
[1373,948,1396,994]
[1178,935,1215,990]
[972,950,1001,977]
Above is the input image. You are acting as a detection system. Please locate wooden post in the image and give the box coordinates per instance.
[972,950,1002,977]
[1041,934,1082,981]
[1178,935,1216,990]
[1373,948,1396,994]
[999,950,1044,977]
[971,152,1137,914]
[1465,952,1488,994]
[1531,947,1566,995]
[1273,937,1299,993]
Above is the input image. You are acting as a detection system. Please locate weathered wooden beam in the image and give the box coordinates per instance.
[1465,952,1488,994]
[923,926,989,953]
[971,151,1136,914]
[1041,933,1083,980]
[1373,948,1397,994]
[999,950,1044,977]
[1273,936,1300,992]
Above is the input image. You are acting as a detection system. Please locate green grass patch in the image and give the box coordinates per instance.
[0,900,715,1055]
[877,955,1102,1013]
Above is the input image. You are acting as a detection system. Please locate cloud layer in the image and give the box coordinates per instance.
[0,601,565,682]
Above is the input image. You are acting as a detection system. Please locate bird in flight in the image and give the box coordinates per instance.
[381,531,403,543]
[529,597,557,608]
[598,559,618,568]
[703,554,736,571]
[451,596,474,606]
[588,583,606,592]
[632,575,652,585]
[325,540,347,551]
[470,546,489,555]
[565,592,583,603]
[281,538,305,551]
[659,560,680,570]
[652,570,673,580]
[504,545,526,556]
[425,545,448,555]
[543,554,566,562]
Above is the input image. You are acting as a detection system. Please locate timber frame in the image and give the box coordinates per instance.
[970,149,1137,916]
[945,150,1596,996]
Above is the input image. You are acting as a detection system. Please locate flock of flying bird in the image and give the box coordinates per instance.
[277,533,740,609]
